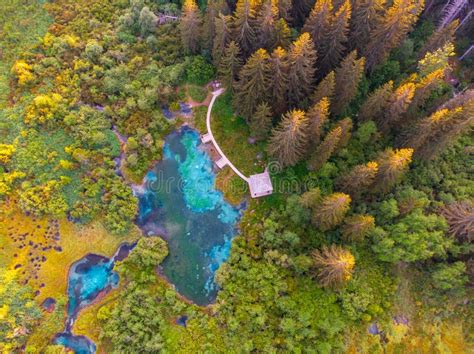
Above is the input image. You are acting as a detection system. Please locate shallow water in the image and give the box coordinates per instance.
[136,127,242,305]
[54,243,134,353]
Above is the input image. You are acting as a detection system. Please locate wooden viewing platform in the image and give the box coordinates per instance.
[202,86,273,198]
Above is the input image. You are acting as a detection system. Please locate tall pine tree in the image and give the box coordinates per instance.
[268,109,309,167]
[359,80,394,122]
[364,0,423,70]
[333,51,365,116]
[302,0,333,55]
[319,0,351,75]
[218,41,243,92]
[287,33,317,107]
[268,46,289,116]
[372,148,413,194]
[250,102,273,140]
[233,0,258,56]
[312,193,351,230]
[312,71,336,104]
[307,97,330,145]
[307,126,342,171]
[336,161,379,198]
[212,13,232,65]
[180,0,202,54]
[349,0,386,55]
[233,48,271,120]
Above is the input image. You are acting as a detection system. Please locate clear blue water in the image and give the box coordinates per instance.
[136,127,242,305]
[54,244,134,354]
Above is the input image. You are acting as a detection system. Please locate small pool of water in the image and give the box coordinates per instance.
[136,127,243,305]
[54,243,134,353]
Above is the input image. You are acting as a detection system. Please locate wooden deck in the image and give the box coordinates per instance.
[201,87,273,198]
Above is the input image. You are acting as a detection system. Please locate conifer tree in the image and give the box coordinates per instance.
[250,102,273,140]
[378,82,415,132]
[404,101,474,160]
[336,161,378,197]
[233,48,271,120]
[302,0,333,55]
[440,201,474,243]
[364,0,423,70]
[419,19,458,60]
[291,0,315,25]
[359,81,394,122]
[372,148,413,194]
[212,14,232,65]
[273,18,292,49]
[268,109,309,167]
[287,33,317,107]
[256,0,279,49]
[407,69,445,119]
[312,71,336,104]
[342,214,376,242]
[268,46,289,116]
[319,0,351,74]
[180,0,202,54]
[218,41,243,92]
[202,0,229,51]
[312,192,351,230]
[335,117,353,150]
[300,187,322,209]
[333,51,365,116]
[307,97,330,145]
[233,0,258,55]
[277,0,293,21]
[349,0,386,54]
[312,245,355,288]
[307,126,342,171]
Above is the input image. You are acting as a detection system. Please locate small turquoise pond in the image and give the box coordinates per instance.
[136,127,243,305]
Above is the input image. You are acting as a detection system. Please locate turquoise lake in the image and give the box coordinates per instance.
[136,127,243,305]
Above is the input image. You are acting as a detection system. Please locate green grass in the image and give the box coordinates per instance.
[0,0,52,107]
[187,84,208,103]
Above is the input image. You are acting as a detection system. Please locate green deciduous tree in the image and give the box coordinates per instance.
[371,210,451,263]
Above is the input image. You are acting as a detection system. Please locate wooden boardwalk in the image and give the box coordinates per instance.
[202,88,273,198]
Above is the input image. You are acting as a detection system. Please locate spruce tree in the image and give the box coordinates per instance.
[419,19,458,60]
[358,80,394,122]
[312,245,355,288]
[372,148,413,194]
[319,0,351,75]
[334,117,353,150]
[233,48,271,120]
[333,51,365,116]
[302,0,333,55]
[212,14,232,65]
[218,41,243,92]
[312,71,335,104]
[312,192,351,230]
[364,0,423,70]
[291,0,315,25]
[233,0,258,56]
[378,82,415,132]
[307,126,342,171]
[268,109,309,167]
[180,0,202,54]
[202,0,229,51]
[349,0,386,55]
[278,0,293,21]
[300,187,322,209]
[268,46,289,116]
[287,33,317,107]
[250,102,273,140]
[307,97,330,145]
[336,161,378,197]
[342,214,376,242]
[256,0,279,49]
[273,18,292,49]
